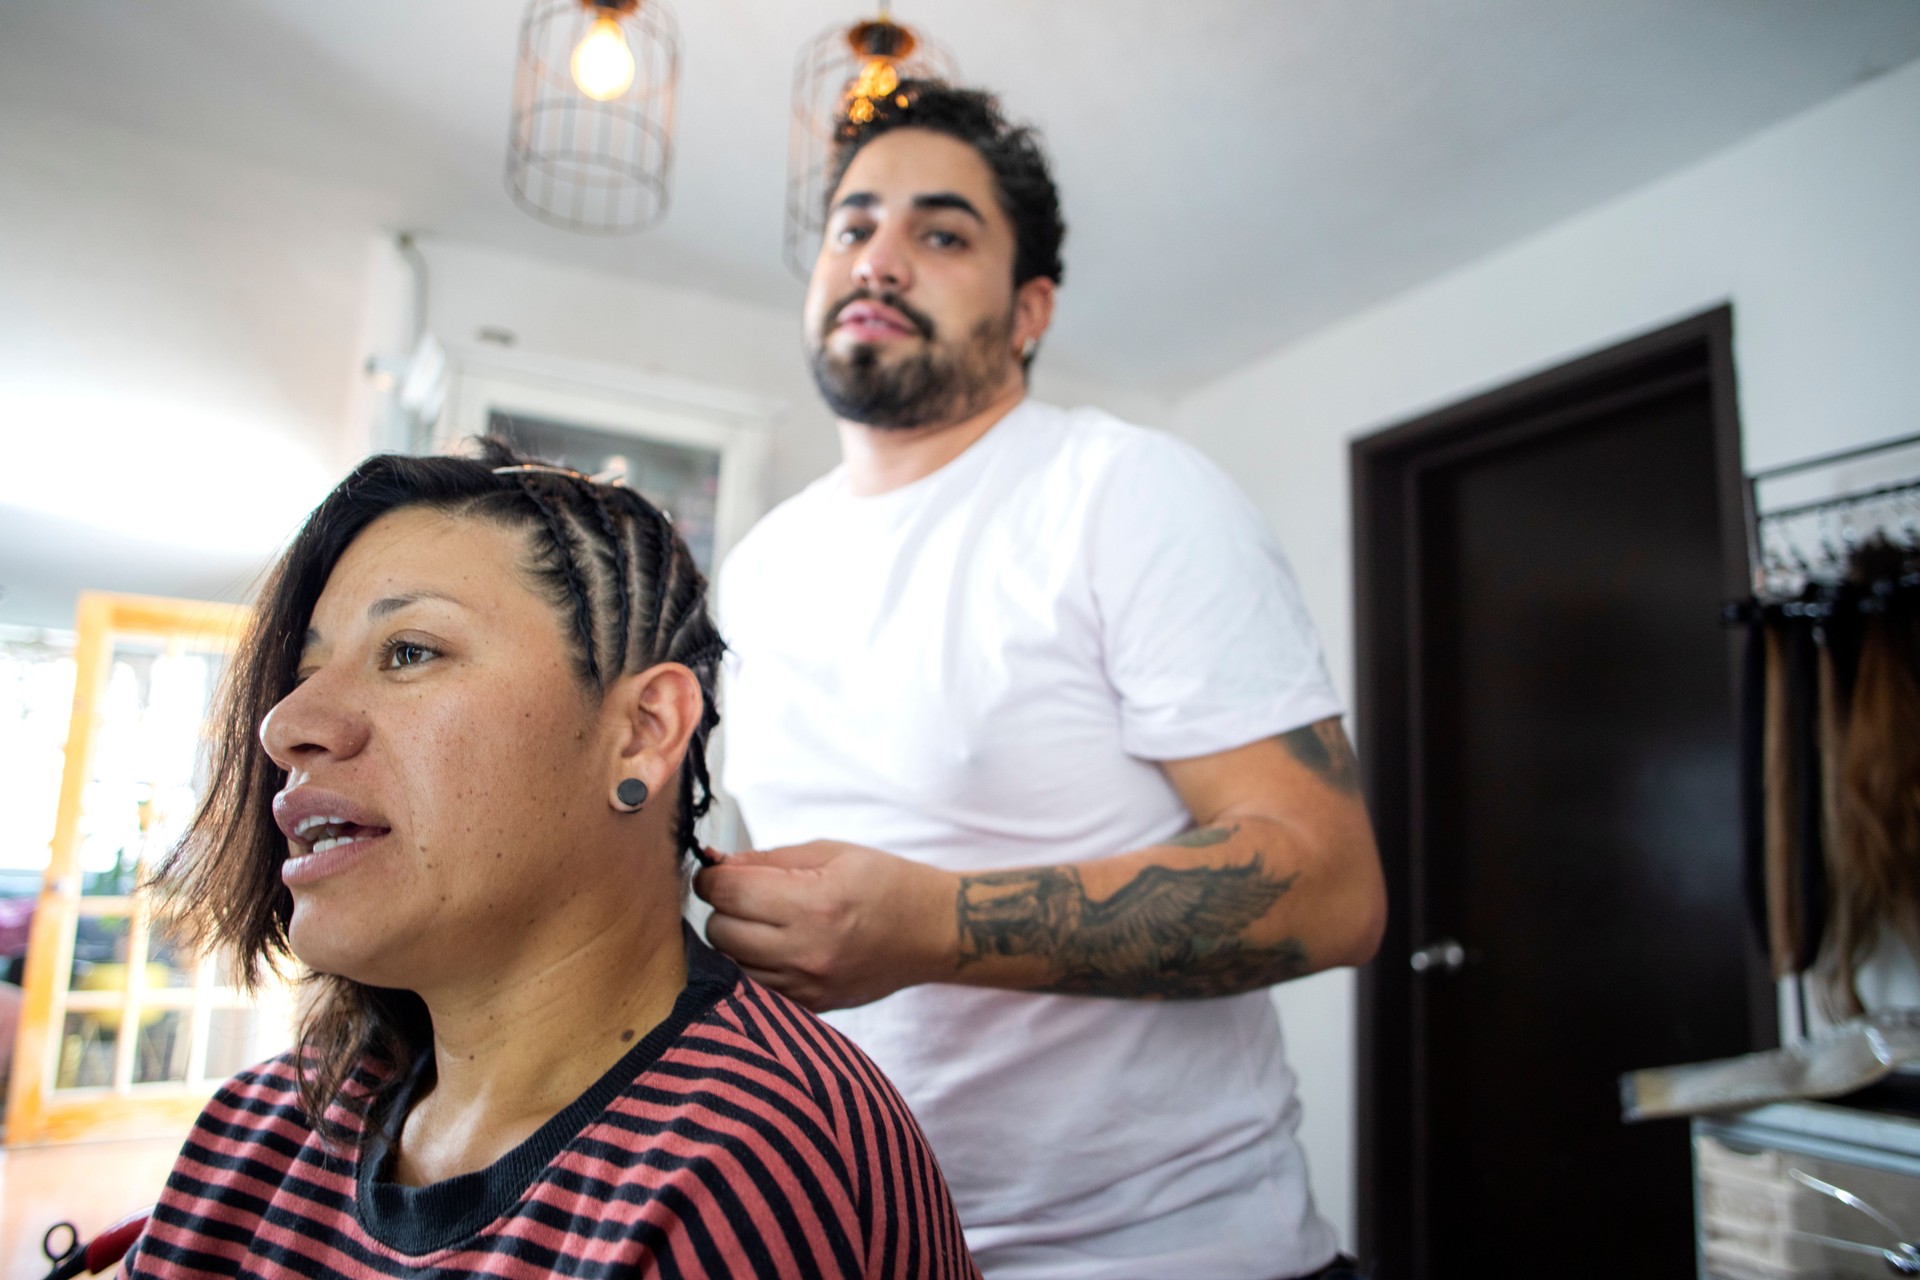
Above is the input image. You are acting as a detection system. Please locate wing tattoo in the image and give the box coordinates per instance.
[956,859,1310,999]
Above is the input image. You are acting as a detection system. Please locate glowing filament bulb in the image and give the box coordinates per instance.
[853,57,899,100]
[571,15,636,101]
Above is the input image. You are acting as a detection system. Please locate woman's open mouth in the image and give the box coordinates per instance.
[273,789,396,886]
[292,815,389,855]
[282,817,391,887]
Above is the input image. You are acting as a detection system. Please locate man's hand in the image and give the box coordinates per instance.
[694,841,961,1012]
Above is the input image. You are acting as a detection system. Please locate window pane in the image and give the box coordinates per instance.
[133,1010,189,1084]
[71,916,131,988]
[80,644,219,891]
[56,1009,117,1089]
[0,626,76,900]
[148,922,196,988]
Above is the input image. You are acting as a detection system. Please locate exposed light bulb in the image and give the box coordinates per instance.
[853,57,899,100]
[571,15,636,101]
[842,57,899,125]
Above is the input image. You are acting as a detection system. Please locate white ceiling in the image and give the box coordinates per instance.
[3,0,1919,395]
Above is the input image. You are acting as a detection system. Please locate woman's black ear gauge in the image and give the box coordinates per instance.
[615,778,649,811]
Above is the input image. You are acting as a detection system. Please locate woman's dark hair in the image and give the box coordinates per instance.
[154,438,724,1140]
[827,78,1066,290]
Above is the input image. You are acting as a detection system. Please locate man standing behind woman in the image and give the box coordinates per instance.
[701,82,1386,1279]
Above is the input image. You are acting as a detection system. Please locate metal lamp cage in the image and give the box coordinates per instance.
[508,0,680,234]
[784,14,956,277]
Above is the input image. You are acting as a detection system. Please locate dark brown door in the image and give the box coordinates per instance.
[1355,309,1772,1277]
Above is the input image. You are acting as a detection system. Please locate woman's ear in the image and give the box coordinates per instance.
[604,663,704,814]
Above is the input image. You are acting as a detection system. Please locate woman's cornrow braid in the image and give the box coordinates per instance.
[617,488,666,663]
[640,528,720,859]
[582,486,634,673]
[665,542,717,630]
[678,725,717,854]
[510,475,602,687]
[678,667,721,846]
[676,634,729,673]
[663,612,723,675]
[645,510,679,665]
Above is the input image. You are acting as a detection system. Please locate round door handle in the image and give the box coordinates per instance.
[1409,939,1466,974]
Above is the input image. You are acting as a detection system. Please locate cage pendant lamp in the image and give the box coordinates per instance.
[507,0,679,234]
[784,4,956,277]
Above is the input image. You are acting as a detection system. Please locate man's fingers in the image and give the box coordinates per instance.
[703,913,789,968]
[694,844,852,922]
[695,861,815,923]
[719,842,843,871]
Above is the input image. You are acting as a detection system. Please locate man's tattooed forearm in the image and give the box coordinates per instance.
[1165,824,1237,849]
[955,859,1310,998]
[1280,720,1361,795]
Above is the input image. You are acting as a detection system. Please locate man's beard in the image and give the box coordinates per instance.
[809,292,1014,431]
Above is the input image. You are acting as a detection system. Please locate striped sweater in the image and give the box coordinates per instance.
[123,935,979,1279]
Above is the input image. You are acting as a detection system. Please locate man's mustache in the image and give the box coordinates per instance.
[825,290,936,341]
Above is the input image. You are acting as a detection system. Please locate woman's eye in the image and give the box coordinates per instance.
[384,641,436,670]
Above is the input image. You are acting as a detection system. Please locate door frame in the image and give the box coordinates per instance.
[1350,305,1767,1271]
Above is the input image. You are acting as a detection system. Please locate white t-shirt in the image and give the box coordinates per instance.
[718,400,1344,1279]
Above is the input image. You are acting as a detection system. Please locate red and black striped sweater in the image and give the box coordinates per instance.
[123,935,980,1279]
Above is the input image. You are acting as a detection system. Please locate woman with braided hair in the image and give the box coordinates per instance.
[124,440,978,1280]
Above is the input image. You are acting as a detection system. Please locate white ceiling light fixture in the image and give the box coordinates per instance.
[785,3,956,278]
[506,0,680,235]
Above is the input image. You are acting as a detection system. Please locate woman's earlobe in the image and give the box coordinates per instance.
[613,777,649,813]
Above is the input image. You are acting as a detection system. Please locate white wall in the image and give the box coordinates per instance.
[1167,58,1920,1250]
[0,111,374,625]
[0,103,1158,632]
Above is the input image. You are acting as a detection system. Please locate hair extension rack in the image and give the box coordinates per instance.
[1721,430,1920,1034]
[1733,430,1920,610]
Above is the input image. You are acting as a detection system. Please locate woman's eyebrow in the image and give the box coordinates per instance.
[298,591,467,652]
[367,589,466,621]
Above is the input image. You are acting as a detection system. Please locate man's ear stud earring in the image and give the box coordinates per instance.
[617,778,649,809]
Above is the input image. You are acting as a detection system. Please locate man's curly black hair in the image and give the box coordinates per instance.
[827,79,1066,289]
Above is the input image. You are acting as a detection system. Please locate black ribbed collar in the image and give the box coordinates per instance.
[356,926,738,1254]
